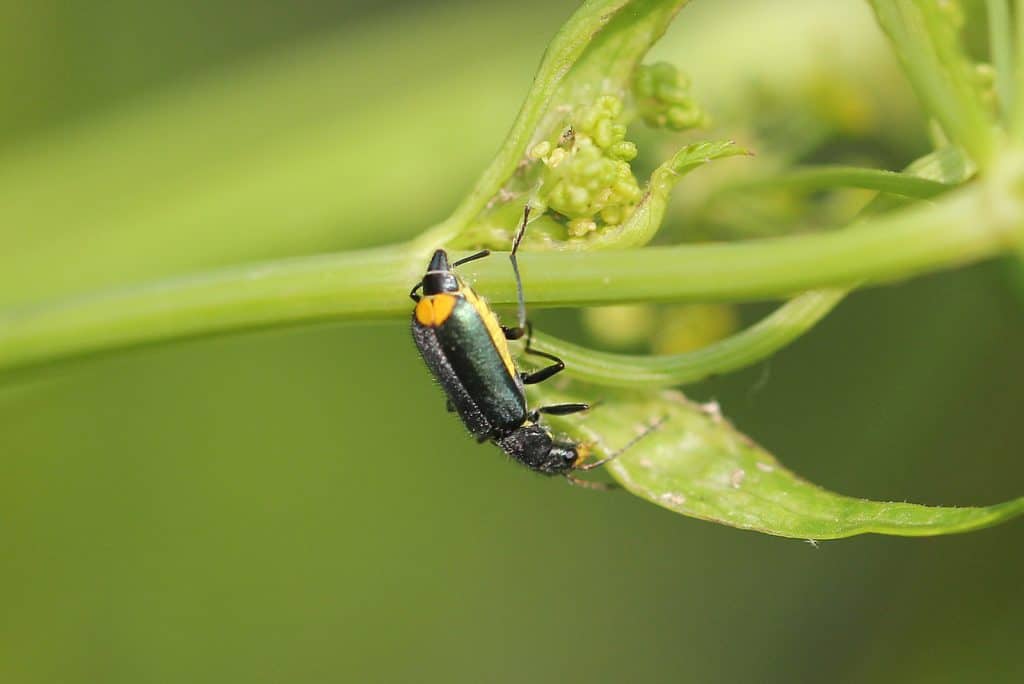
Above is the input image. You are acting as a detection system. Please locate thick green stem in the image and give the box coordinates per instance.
[0,248,415,374]
[528,289,845,388]
[1,175,1022,375]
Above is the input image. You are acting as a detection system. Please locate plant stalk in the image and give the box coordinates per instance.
[1,174,1022,375]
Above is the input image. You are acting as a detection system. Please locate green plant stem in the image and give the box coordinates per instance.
[0,2,553,308]
[988,0,1015,124]
[1,175,1022,375]
[0,248,413,375]
[528,289,845,388]
[716,165,952,199]
[871,0,996,167]
[1014,0,1024,138]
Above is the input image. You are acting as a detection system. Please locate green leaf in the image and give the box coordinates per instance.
[901,143,975,183]
[536,387,1024,538]
[524,141,1017,539]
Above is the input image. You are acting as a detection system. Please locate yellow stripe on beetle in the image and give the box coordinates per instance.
[462,286,517,378]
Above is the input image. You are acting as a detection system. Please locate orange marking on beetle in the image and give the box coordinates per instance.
[431,293,457,325]
[573,443,593,468]
[415,293,458,327]
[414,298,433,326]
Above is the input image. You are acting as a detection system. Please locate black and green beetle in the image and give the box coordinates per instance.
[409,208,615,481]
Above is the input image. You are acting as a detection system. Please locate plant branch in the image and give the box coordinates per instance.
[988,0,1015,124]
[527,289,845,388]
[715,165,953,199]
[870,0,996,167]
[2,173,1022,375]
[1014,0,1024,138]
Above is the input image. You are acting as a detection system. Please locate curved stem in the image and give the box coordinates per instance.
[717,165,951,199]
[527,289,846,388]
[1,178,1021,375]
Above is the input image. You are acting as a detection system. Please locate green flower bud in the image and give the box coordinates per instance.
[594,118,614,148]
[666,105,703,130]
[655,82,689,105]
[523,92,645,235]
[633,67,656,98]
[546,147,567,168]
[567,217,598,237]
[609,140,638,161]
[633,61,708,132]
[653,304,739,355]
[596,94,623,118]
[530,141,552,160]
[650,61,676,83]
[582,304,658,349]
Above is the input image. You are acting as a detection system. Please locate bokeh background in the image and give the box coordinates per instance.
[1,1,1022,682]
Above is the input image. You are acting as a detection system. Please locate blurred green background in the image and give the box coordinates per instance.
[1,1,1022,682]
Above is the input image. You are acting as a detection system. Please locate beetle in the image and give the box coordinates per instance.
[409,207,621,483]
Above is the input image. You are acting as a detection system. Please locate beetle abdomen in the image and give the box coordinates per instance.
[411,296,526,438]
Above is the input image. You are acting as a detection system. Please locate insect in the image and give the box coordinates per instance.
[409,207,652,486]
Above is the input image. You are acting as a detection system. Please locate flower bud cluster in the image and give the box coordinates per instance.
[529,95,642,234]
[633,62,708,131]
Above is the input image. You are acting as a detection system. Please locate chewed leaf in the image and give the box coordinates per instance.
[536,387,1023,539]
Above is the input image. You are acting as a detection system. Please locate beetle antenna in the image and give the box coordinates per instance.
[451,249,491,268]
[577,416,667,471]
[509,205,531,330]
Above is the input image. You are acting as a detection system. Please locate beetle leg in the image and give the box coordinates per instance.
[508,322,567,385]
[537,403,589,416]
